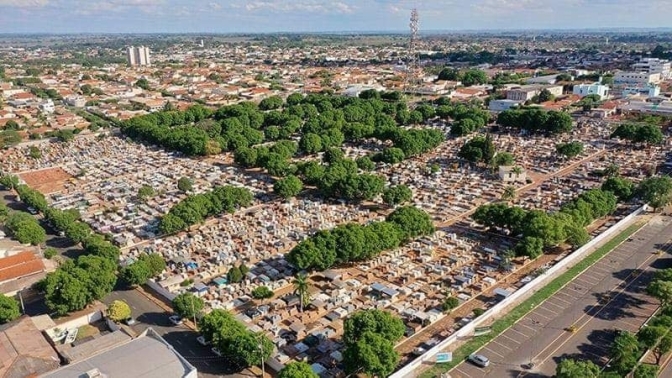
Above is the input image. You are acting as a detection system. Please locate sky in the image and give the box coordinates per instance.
[0,0,669,34]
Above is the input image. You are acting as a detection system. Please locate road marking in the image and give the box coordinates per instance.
[483,346,507,358]
[174,339,182,345]
[500,333,522,344]
[551,295,572,306]
[189,349,195,355]
[203,361,210,367]
[490,339,513,351]
[543,299,565,310]
[525,251,662,374]
[509,327,529,338]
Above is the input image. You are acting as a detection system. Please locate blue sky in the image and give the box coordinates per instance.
[0,0,669,34]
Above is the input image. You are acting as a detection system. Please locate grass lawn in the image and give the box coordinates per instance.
[76,324,99,341]
[420,221,645,378]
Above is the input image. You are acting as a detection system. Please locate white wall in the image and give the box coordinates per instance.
[390,206,644,378]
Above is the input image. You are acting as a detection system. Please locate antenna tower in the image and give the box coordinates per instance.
[404,8,420,92]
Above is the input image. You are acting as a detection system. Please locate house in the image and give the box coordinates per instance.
[572,83,610,99]
[488,99,522,112]
[0,251,47,296]
[0,316,60,377]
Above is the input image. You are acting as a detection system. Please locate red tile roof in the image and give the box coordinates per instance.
[0,251,45,284]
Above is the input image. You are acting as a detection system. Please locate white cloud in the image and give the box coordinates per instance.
[0,0,49,7]
[243,0,354,14]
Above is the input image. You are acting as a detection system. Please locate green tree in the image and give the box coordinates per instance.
[634,364,659,378]
[656,333,672,365]
[461,69,489,86]
[492,152,515,168]
[442,297,460,313]
[501,185,517,202]
[226,265,243,283]
[386,206,435,241]
[43,247,58,259]
[28,146,42,159]
[293,272,310,313]
[611,331,641,368]
[135,78,150,90]
[44,268,91,316]
[0,295,20,324]
[76,255,117,300]
[602,176,634,201]
[138,253,166,277]
[299,133,323,154]
[356,156,375,171]
[343,309,405,346]
[555,358,600,378]
[343,332,399,378]
[107,300,131,322]
[537,88,555,103]
[120,260,151,287]
[382,185,413,207]
[0,130,22,148]
[273,175,304,199]
[556,141,584,159]
[177,177,193,193]
[0,175,19,190]
[514,236,544,259]
[137,185,155,202]
[637,176,672,211]
[638,326,668,364]
[172,293,204,319]
[377,147,406,164]
[251,286,274,303]
[648,280,672,306]
[278,362,319,378]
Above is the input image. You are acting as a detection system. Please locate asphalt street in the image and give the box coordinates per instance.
[104,288,254,378]
[450,215,672,378]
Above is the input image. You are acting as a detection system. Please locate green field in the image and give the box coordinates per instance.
[420,221,645,378]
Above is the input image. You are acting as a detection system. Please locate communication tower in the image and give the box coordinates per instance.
[404,8,420,92]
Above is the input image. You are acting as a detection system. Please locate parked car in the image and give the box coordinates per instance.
[197,336,210,346]
[169,315,183,325]
[27,207,38,215]
[123,318,137,326]
[412,347,427,356]
[468,354,490,368]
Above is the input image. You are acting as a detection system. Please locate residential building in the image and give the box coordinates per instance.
[127,46,151,66]
[632,58,671,79]
[506,85,563,101]
[64,96,86,107]
[42,328,197,378]
[0,250,47,295]
[0,316,60,377]
[525,74,559,85]
[38,100,55,114]
[572,83,610,99]
[613,72,661,86]
[622,84,661,98]
[489,99,522,112]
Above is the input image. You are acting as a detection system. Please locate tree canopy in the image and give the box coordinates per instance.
[497,108,573,134]
[637,176,672,211]
[0,295,20,324]
[611,123,664,145]
[107,300,132,322]
[172,293,204,319]
[556,141,584,159]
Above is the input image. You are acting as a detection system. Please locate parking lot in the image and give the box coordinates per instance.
[451,216,671,378]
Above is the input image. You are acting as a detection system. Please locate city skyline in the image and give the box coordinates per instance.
[0,0,670,34]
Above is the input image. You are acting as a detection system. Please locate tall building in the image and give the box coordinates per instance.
[632,58,671,79]
[126,46,151,66]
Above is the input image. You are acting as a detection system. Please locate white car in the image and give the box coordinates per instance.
[168,315,183,325]
[197,336,210,346]
[123,318,137,326]
[211,347,222,357]
[468,354,490,368]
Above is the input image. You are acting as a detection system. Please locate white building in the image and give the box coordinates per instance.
[499,166,527,183]
[622,84,661,98]
[38,99,55,114]
[127,46,151,66]
[506,85,563,102]
[572,83,610,99]
[489,99,522,112]
[632,58,671,79]
[613,72,661,86]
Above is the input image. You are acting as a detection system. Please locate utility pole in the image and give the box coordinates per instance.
[190,295,198,331]
[258,333,265,378]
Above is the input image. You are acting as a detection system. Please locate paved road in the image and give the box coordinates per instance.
[450,215,672,378]
[104,289,254,378]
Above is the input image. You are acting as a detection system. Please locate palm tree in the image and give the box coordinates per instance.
[502,185,517,202]
[293,273,309,313]
[511,166,524,175]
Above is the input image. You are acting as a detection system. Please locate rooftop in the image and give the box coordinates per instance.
[0,316,60,378]
[42,328,197,378]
